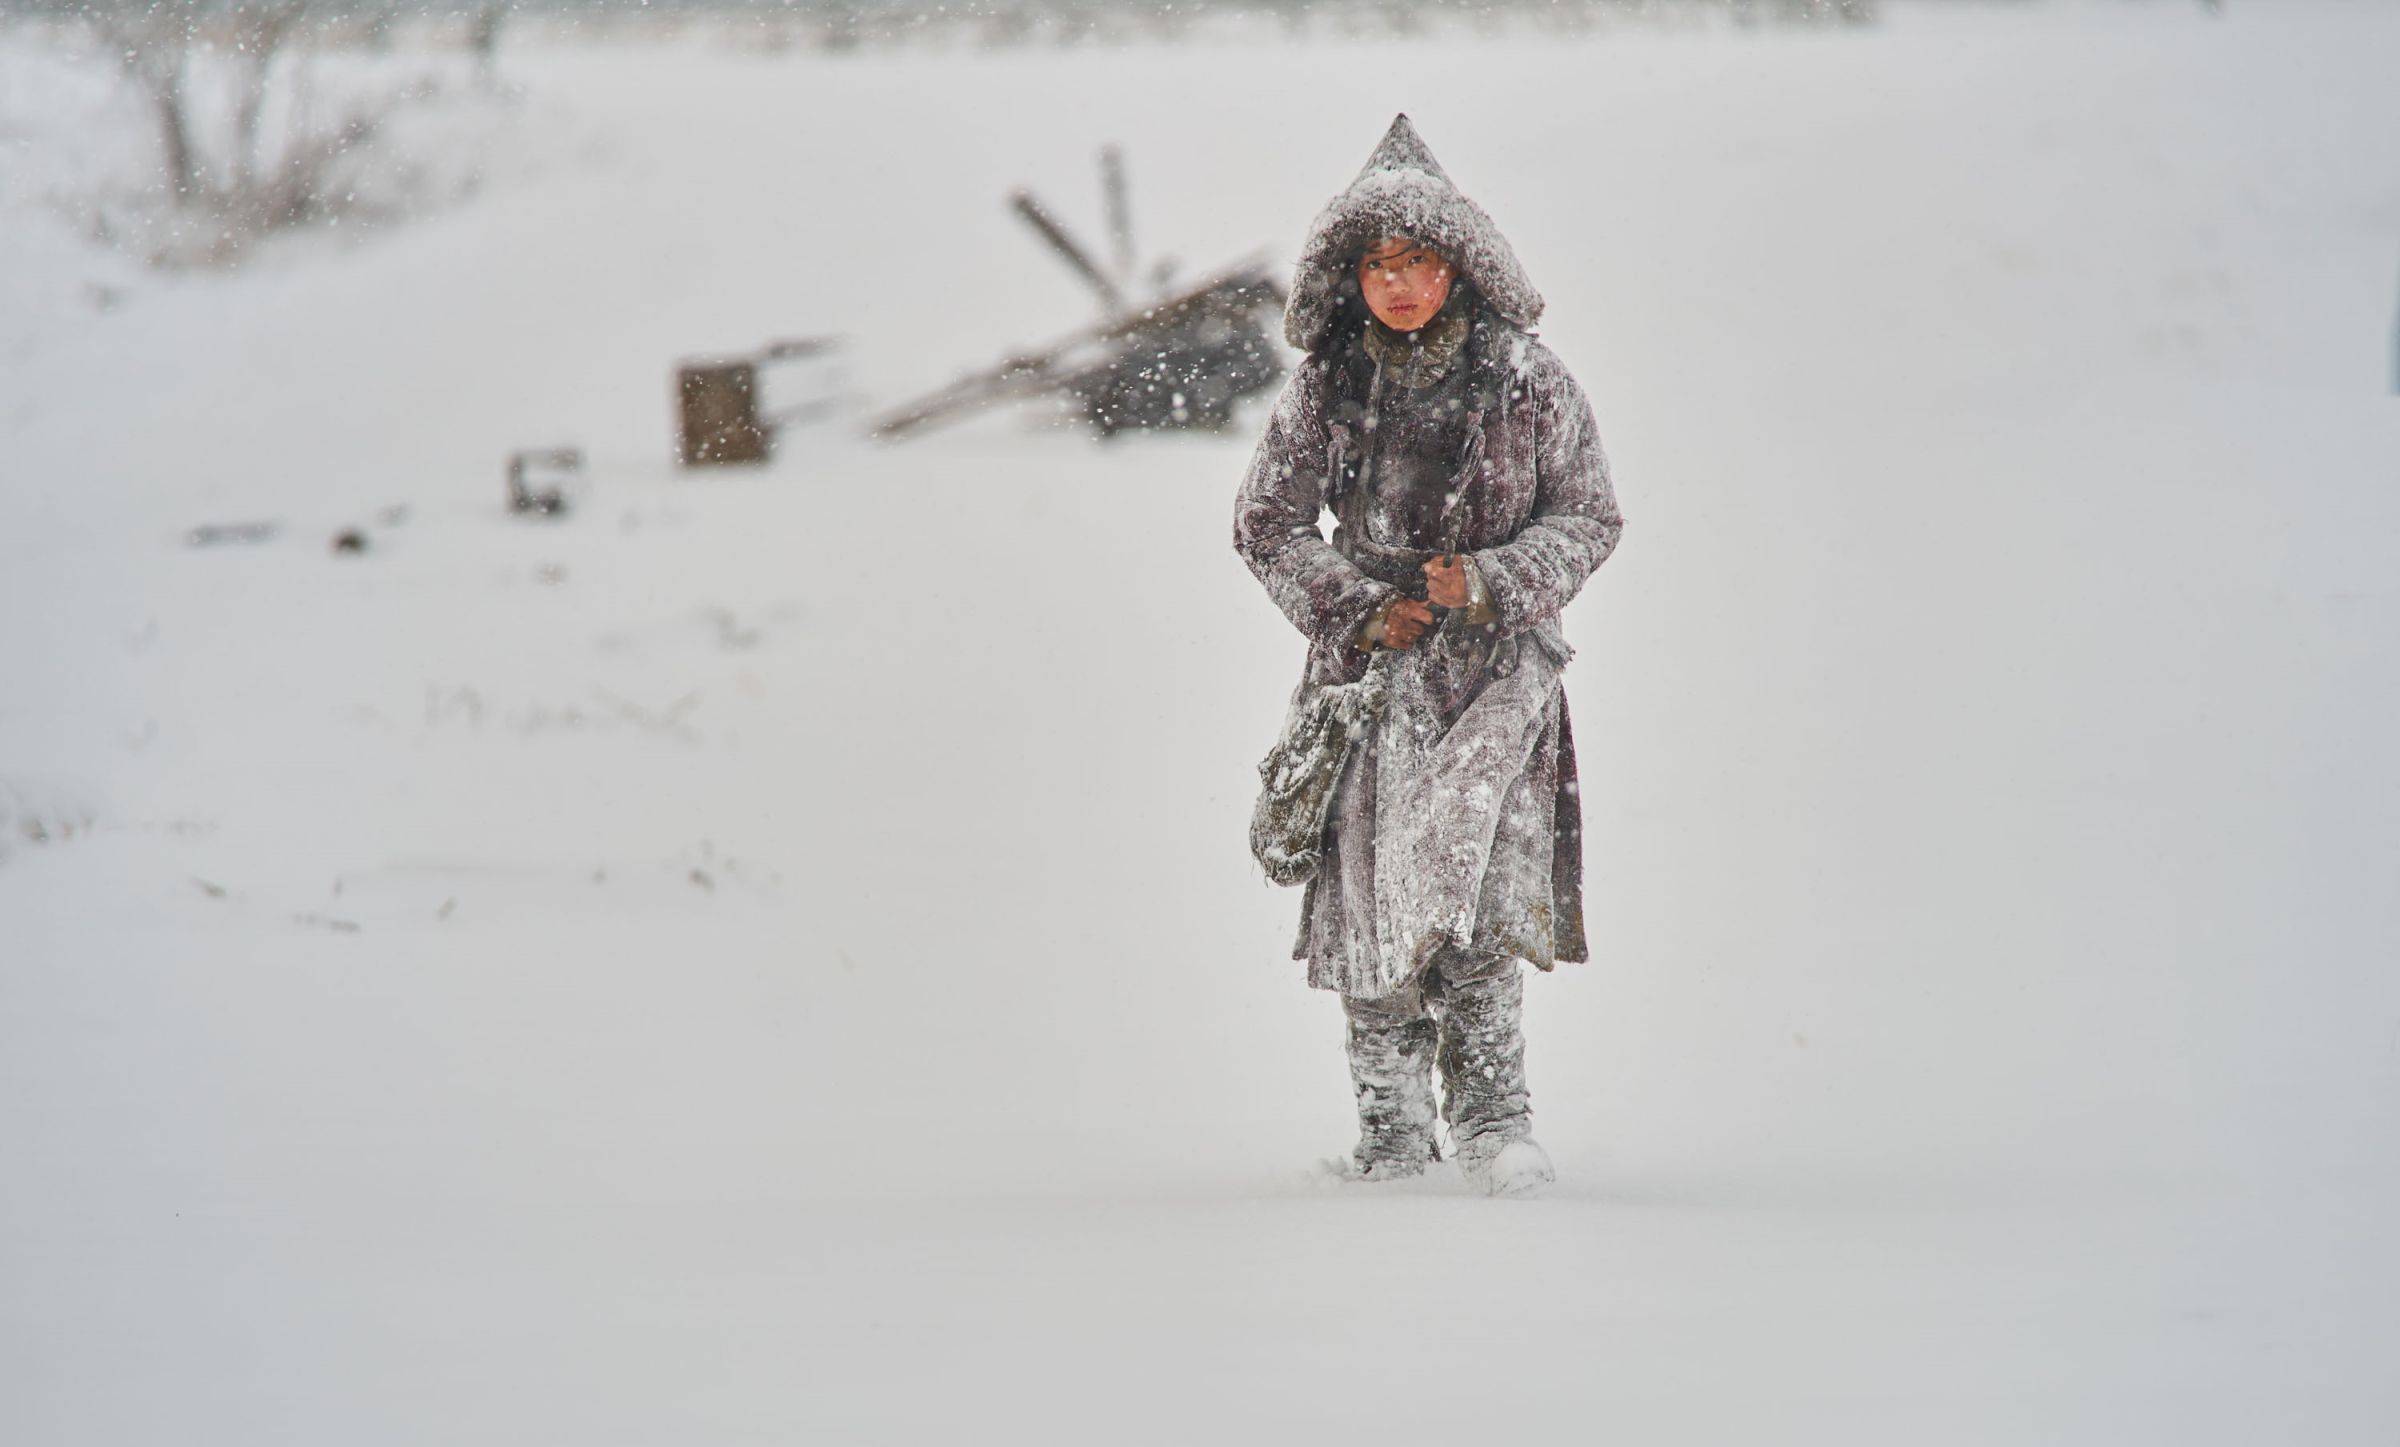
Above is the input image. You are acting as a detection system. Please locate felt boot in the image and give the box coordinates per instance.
[1439,969,1554,1196]
[1343,1010,1440,1179]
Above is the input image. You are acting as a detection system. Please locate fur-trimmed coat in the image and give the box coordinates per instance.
[1233,116,1624,998]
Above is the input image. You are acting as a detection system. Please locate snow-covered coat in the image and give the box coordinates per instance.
[1233,115,1624,998]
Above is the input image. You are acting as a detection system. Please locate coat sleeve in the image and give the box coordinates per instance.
[1469,346,1625,634]
[1232,359,1397,649]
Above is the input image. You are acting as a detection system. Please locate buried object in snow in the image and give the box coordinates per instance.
[870,146,1286,440]
[677,337,846,466]
[507,447,581,516]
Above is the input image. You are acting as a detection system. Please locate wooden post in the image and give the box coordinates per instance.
[678,360,770,466]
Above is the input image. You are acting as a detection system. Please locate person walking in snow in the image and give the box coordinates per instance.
[1233,115,1624,1196]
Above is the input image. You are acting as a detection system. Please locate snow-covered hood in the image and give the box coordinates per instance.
[1283,114,1544,353]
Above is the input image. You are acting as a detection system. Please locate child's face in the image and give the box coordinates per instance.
[1357,237,1455,332]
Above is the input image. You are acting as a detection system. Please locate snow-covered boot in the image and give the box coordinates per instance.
[1478,1138,1557,1196]
[1343,1012,1440,1179]
[1438,970,1554,1196]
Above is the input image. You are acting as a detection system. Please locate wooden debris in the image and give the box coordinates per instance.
[508,447,581,516]
[676,337,845,468]
[872,145,1285,441]
[185,521,278,548]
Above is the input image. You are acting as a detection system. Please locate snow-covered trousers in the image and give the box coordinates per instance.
[1344,947,1531,1171]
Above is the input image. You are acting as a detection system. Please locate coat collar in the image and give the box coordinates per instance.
[1359,296,1473,389]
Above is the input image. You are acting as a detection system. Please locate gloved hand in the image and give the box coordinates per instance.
[1423,553,1473,608]
[1357,596,1437,652]
[1423,553,1498,624]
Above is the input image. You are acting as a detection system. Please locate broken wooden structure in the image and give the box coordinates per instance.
[676,337,845,467]
[507,447,582,516]
[871,146,1286,441]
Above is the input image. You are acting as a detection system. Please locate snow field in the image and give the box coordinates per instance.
[4,3,2399,1442]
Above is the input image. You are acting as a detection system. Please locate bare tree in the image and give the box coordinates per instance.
[76,0,433,262]
[467,1,506,90]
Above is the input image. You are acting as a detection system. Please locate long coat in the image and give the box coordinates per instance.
[1232,116,1624,998]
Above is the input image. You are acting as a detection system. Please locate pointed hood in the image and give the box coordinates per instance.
[1282,114,1545,352]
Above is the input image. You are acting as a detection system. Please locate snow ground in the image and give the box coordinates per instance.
[4,3,2399,1442]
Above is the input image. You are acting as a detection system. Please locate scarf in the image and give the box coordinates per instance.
[1359,296,1472,390]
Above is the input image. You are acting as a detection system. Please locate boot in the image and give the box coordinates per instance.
[1343,1011,1440,1179]
[1438,970,1555,1196]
